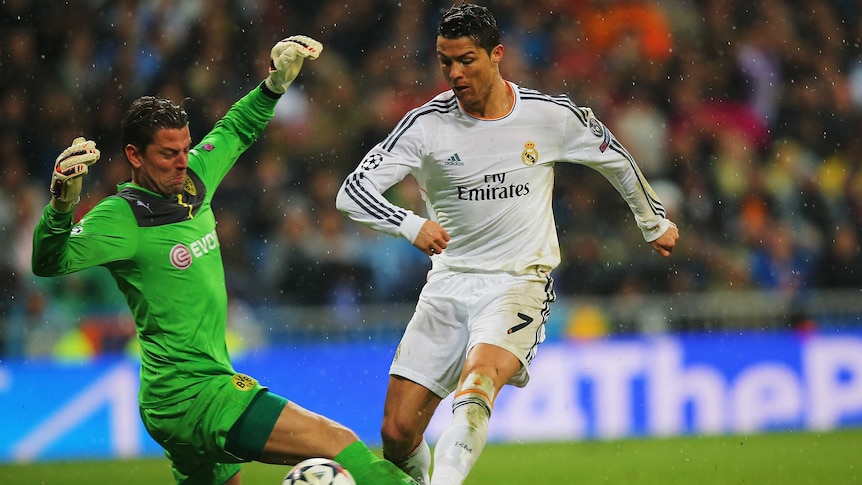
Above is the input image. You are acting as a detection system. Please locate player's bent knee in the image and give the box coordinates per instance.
[380,418,416,447]
[381,420,427,464]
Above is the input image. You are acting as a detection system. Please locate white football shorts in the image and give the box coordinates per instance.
[390,267,556,398]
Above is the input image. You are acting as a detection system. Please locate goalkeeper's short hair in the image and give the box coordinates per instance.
[121,96,189,149]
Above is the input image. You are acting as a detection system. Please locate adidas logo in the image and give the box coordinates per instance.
[444,153,464,166]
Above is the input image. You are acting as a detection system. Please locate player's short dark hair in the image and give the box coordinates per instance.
[437,2,501,54]
[121,96,188,149]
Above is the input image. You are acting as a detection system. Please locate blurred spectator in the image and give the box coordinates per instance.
[748,218,815,295]
[264,200,325,304]
[815,223,862,289]
[570,0,673,63]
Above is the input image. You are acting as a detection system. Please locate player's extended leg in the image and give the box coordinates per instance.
[258,400,358,464]
[381,375,443,484]
[430,343,521,485]
[229,394,416,484]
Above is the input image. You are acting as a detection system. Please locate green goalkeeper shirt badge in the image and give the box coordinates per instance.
[232,373,257,391]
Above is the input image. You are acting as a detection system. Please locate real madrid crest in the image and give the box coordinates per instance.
[521,141,538,166]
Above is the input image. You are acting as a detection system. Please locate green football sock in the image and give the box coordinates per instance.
[334,441,416,484]
[333,441,378,470]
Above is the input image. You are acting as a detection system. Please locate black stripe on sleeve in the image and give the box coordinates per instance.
[608,139,666,218]
[343,172,407,225]
[382,98,457,152]
[518,89,589,126]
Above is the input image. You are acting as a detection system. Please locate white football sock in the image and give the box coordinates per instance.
[395,438,431,484]
[430,373,494,485]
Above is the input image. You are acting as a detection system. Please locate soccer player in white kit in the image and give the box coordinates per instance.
[336,4,680,484]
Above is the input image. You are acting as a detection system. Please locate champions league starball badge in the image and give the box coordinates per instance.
[360,153,383,170]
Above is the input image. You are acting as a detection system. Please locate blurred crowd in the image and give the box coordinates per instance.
[2,0,862,356]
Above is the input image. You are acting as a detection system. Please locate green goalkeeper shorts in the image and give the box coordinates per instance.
[140,372,284,484]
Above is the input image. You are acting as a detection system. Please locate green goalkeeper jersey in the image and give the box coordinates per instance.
[32,85,278,408]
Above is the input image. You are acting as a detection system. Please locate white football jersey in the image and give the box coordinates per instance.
[336,81,669,275]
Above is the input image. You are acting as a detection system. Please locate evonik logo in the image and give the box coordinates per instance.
[169,229,220,270]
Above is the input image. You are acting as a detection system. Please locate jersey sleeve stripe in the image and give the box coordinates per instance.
[518,89,589,126]
[608,139,666,217]
[382,98,457,151]
[343,172,407,225]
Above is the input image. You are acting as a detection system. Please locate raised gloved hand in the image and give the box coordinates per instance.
[264,35,323,94]
[50,137,100,212]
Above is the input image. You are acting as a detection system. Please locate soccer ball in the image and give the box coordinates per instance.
[282,458,356,485]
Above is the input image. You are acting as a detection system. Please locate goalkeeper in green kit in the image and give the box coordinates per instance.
[32,35,416,485]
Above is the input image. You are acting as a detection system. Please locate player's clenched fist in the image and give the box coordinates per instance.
[414,220,450,257]
[50,136,100,211]
[264,35,323,94]
[651,220,679,258]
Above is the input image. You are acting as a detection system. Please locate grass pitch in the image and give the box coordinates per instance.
[1,429,859,484]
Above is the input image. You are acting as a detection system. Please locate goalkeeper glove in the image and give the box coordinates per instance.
[264,35,323,94]
[50,137,100,212]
